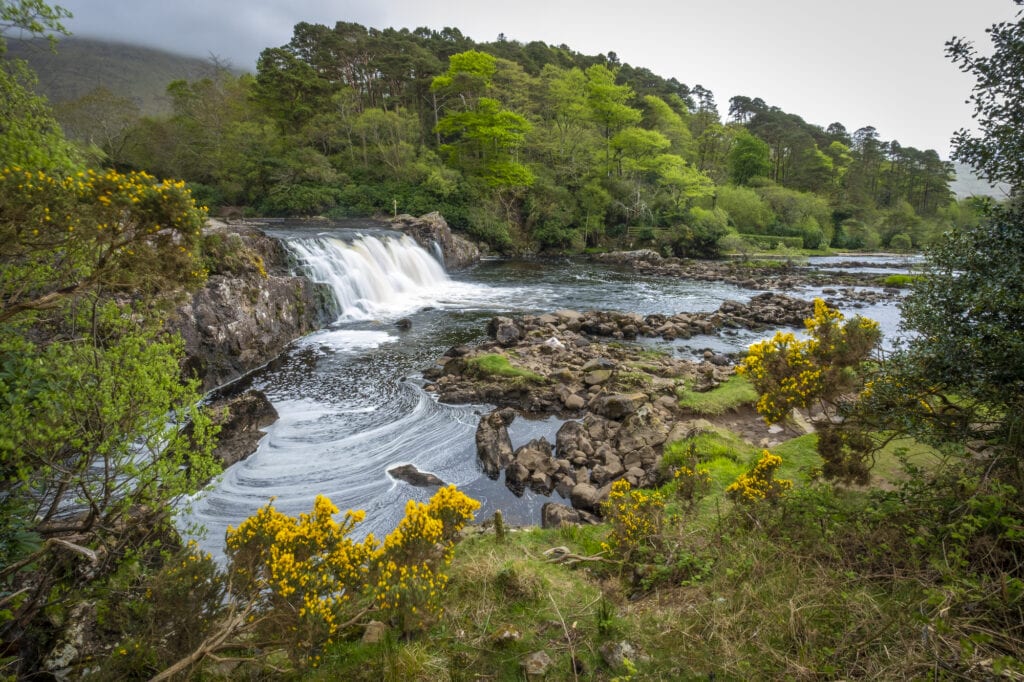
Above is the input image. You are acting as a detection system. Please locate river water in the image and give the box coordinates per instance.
[181,224,910,557]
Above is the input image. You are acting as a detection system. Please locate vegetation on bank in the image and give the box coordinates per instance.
[0,0,1021,679]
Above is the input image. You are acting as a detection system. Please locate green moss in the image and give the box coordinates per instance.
[677,374,758,415]
[879,273,922,287]
[465,353,545,383]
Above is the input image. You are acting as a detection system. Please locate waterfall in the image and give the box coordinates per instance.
[284,233,452,321]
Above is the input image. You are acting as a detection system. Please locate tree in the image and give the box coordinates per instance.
[728,129,771,185]
[946,1,1024,189]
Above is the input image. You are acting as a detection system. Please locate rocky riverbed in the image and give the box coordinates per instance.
[422,293,820,524]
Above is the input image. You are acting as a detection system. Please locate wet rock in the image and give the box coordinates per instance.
[395,317,412,330]
[592,392,648,419]
[387,464,445,488]
[584,369,613,386]
[476,408,516,479]
[201,390,279,469]
[541,502,600,528]
[175,226,334,391]
[506,438,557,495]
[391,211,480,270]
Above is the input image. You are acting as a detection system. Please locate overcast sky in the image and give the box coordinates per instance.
[52,0,1019,158]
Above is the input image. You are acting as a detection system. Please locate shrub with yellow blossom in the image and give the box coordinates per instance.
[738,299,880,424]
[738,299,882,483]
[600,480,666,563]
[726,450,793,506]
[223,485,479,667]
[0,166,207,322]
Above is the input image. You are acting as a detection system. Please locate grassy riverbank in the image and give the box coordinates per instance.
[304,429,955,681]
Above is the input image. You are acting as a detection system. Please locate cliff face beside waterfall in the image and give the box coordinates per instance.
[174,222,335,392]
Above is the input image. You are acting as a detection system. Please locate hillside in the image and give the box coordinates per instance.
[6,37,231,114]
[950,161,1010,199]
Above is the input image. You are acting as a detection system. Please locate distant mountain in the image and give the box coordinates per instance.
[6,37,236,115]
[950,161,1010,200]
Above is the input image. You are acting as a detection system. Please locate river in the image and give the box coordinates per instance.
[181,224,910,557]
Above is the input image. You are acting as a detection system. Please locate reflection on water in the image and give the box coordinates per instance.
[182,229,909,557]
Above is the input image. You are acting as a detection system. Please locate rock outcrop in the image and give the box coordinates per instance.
[391,212,480,270]
[203,389,279,468]
[174,224,335,391]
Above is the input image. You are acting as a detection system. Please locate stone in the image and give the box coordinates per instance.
[583,369,612,386]
[592,392,648,419]
[395,317,412,330]
[362,620,389,644]
[570,482,604,512]
[476,408,516,479]
[599,640,640,671]
[387,464,445,488]
[521,651,554,676]
[564,393,586,410]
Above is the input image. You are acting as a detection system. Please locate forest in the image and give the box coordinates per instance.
[51,20,978,254]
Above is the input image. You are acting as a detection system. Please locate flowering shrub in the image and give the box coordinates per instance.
[738,299,880,424]
[674,463,713,507]
[726,450,793,505]
[601,480,666,562]
[0,166,208,318]
[224,485,479,665]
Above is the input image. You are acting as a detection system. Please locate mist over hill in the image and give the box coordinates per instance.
[6,37,233,115]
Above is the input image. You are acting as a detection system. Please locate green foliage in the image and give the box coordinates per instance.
[728,129,771,185]
[717,184,775,232]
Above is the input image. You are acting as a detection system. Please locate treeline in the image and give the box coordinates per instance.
[59,21,978,253]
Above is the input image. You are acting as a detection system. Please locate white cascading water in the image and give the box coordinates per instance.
[285,233,452,320]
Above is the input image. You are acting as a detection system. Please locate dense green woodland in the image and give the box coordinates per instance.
[0,0,1022,678]
[47,21,979,253]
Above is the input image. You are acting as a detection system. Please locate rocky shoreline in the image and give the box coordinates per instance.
[422,293,820,524]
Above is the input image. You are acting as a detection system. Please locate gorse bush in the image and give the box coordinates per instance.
[600,480,665,563]
[726,450,793,505]
[223,486,479,669]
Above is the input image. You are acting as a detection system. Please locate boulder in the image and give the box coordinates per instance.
[476,408,516,479]
[570,482,607,512]
[390,212,480,270]
[541,502,600,528]
[387,464,445,488]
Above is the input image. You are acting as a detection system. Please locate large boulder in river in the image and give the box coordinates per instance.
[391,212,480,270]
[476,408,516,478]
[505,438,558,495]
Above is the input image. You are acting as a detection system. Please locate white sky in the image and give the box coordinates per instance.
[53,0,1020,158]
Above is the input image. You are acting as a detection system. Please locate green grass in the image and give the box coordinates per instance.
[465,353,545,383]
[677,374,758,415]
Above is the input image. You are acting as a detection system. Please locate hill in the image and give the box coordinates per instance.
[950,161,1010,199]
[6,37,232,115]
